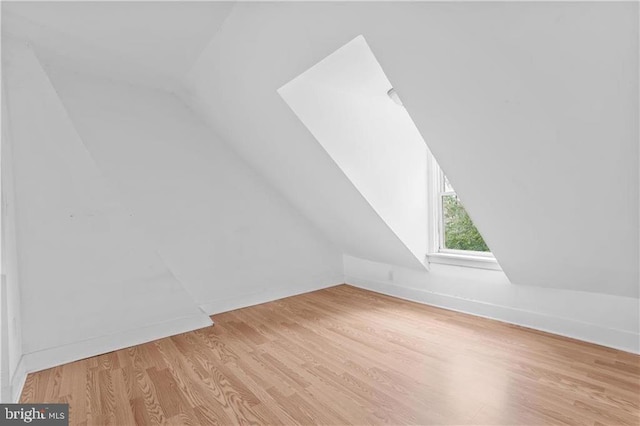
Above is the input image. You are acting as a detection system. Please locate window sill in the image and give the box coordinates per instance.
[426,252,502,271]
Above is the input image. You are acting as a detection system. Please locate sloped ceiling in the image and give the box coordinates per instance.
[2,42,212,353]
[278,36,430,266]
[183,2,638,297]
[4,2,638,297]
[37,59,343,313]
[181,3,426,271]
[2,1,235,89]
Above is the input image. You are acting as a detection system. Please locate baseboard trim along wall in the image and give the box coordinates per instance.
[346,276,640,355]
[199,277,345,316]
[8,271,637,401]
[10,277,345,402]
[11,313,213,402]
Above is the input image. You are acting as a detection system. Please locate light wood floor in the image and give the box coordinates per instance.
[20,285,640,425]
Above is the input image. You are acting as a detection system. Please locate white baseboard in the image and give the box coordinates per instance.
[9,278,345,402]
[199,278,344,315]
[346,276,640,354]
[10,274,634,402]
[11,313,212,402]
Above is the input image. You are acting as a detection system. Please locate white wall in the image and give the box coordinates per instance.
[345,255,640,354]
[1,70,24,402]
[279,36,428,265]
[2,42,212,376]
[37,56,344,316]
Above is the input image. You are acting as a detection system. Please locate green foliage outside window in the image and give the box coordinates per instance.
[442,195,490,252]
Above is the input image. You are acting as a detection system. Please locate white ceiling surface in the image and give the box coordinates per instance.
[4,2,639,297]
[182,2,426,270]
[2,1,235,89]
[184,2,639,297]
[38,63,343,311]
[1,0,426,271]
[2,42,212,353]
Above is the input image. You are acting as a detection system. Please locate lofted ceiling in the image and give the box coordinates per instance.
[2,2,638,297]
[182,1,639,297]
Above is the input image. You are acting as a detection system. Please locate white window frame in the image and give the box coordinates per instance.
[426,151,501,270]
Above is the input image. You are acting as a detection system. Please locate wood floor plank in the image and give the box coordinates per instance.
[19,284,640,425]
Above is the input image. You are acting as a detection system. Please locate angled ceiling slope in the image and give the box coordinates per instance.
[278,35,429,267]
[2,41,211,355]
[183,2,638,297]
[3,2,636,297]
[182,2,426,271]
[37,57,344,313]
[2,1,235,90]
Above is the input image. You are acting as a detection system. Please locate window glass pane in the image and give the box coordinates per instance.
[443,175,454,193]
[442,194,490,252]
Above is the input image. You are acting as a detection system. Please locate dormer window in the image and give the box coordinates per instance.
[427,151,500,270]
